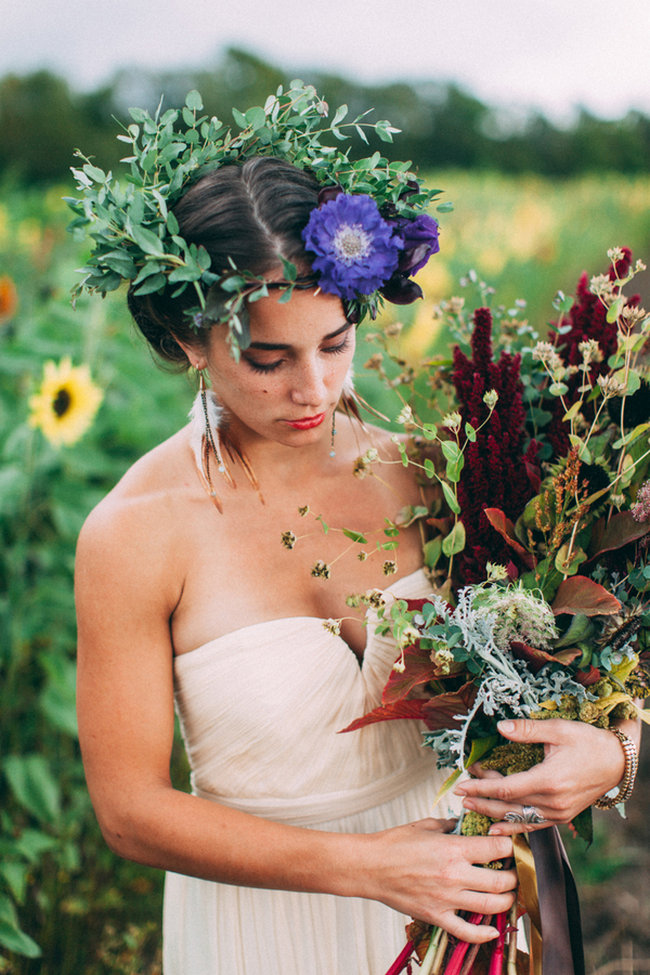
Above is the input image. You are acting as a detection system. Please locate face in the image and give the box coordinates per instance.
[190,287,355,450]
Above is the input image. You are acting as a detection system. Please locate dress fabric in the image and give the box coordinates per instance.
[163,568,453,975]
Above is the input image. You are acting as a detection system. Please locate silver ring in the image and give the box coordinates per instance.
[504,805,546,825]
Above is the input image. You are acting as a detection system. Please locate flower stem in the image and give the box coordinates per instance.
[419,926,444,975]
[506,903,519,975]
[487,911,508,975]
[384,939,416,975]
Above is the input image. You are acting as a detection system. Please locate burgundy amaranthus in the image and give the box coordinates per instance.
[546,247,639,455]
[452,307,539,582]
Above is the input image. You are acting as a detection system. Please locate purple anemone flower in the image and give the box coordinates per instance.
[392,213,440,276]
[302,194,401,301]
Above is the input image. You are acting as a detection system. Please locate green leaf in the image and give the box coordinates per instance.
[132,260,163,286]
[465,735,499,768]
[606,295,624,323]
[100,250,136,277]
[13,829,58,863]
[83,163,105,183]
[440,440,461,464]
[554,543,587,576]
[0,916,41,958]
[130,223,166,257]
[423,536,443,569]
[562,400,583,423]
[133,273,167,295]
[441,481,460,514]
[232,107,248,128]
[613,421,650,450]
[442,520,466,557]
[342,528,368,544]
[245,106,267,130]
[0,862,29,903]
[464,422,476,442]
[611,367,641,395]
[185,89,203,111]
[446,454,465,483]
[3,755,62,823]
[423,458,436,479]
[549,382,569,396]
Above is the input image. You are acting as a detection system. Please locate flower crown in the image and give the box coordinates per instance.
[66,82,449,351]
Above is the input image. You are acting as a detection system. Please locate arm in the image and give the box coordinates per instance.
[455,716,642,833]
[76,499,517,942]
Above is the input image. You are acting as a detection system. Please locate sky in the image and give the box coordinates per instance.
[4,0,650,122]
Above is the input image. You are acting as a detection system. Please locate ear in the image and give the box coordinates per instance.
[173,335,207,371]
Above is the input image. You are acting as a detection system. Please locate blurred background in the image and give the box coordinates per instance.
[1,1,649,971]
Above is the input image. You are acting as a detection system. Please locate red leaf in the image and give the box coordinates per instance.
[421,681,477,731]
[382,644,435,704]
[589,511,650,559]
[551,576,622,616]
[483,508,535,569]
[339,699,428,733]
[575,664,601,687]
[509,641,568,673]
[383,643,460,705]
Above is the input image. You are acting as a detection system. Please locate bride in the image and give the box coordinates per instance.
[73,87,637,974]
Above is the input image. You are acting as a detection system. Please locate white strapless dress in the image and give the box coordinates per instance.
[163,568,453,974]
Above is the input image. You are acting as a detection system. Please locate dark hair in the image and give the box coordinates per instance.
[127,157,320,367]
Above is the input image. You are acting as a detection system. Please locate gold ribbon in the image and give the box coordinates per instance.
[513,834,542,975]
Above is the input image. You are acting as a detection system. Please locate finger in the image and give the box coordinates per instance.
[455,887,517,918]
[438,912,501,945]
[456,767,547,802]
[488,819,550,836]
[466,864,519,893]
[415,817,459,833]
[497,718,575,746]
[456,834,514,863]
[461,795,550,822]
[464,765,504,781]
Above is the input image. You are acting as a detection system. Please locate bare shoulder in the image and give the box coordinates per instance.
[76,429,193,614]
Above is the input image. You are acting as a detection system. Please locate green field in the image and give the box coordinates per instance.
[1,172,649,973]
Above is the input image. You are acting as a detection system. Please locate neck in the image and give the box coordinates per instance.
[224,417,340,483]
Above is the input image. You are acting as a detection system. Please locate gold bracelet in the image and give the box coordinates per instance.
[594,727,639,809]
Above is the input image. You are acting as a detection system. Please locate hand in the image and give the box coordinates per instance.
[366,817,517,943]
[454,718,629,835]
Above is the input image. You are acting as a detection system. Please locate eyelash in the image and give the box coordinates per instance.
[245,335,351,374]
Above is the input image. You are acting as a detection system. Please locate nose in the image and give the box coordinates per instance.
[289,357,328,407]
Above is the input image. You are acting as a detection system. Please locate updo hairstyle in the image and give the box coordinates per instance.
[127,157,320,368]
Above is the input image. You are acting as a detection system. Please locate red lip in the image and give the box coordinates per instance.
[285,413,325,430]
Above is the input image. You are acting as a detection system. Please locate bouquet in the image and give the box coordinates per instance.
[345,248,650,974]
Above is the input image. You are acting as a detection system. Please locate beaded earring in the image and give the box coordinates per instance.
[329,411,336,458]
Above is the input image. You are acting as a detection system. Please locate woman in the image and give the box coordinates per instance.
[74,89,638,974]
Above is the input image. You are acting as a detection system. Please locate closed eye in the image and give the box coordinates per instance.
[244,333,352,374]
[244,357,285,374]
[322,334,351,356]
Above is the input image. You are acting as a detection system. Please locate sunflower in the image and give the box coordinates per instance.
[29,358,103,447]
[0,275,18,324]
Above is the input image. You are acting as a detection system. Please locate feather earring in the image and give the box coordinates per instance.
[188,372,264,511]
[337,367,390,426]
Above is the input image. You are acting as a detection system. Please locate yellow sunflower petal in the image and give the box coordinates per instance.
[29,358,103,447]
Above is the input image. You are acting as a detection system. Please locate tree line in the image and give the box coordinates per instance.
[1,46,649,185]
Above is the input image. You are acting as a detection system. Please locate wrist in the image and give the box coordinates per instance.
[594,726,639,809]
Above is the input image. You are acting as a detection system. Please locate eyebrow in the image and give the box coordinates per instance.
[246,320,352,351]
